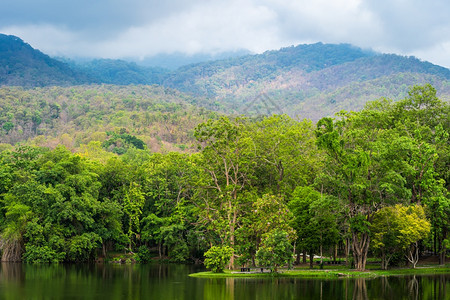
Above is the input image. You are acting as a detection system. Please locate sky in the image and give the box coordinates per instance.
[1,0,450,68]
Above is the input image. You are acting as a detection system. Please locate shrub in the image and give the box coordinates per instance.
[204,246,233,273]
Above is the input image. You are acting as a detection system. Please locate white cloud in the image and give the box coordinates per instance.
[1,0,449,68]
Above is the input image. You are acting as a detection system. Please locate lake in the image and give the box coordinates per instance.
[0,263,448,299]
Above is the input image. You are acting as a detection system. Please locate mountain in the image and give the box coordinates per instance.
[0,34,90,86]
[161,43,450,120]
[1,35,449,121]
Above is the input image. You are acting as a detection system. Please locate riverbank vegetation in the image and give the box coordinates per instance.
[0,84,448,272]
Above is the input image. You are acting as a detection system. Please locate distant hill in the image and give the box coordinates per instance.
[1,35,449,121]
[0,85,218,152]
[161,43,450,120]
[63,58,168,85]
[0,34,90,86]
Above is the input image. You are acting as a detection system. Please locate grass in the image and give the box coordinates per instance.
[189,264,450,279]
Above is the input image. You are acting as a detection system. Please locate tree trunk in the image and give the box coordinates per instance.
[345,237,351,264]
[320,244,323,266]
[406,242,419,268]
[334,244,338,263]
[352,231,370,271]
[102,242,107,258]
[438,236,445,265]
[309,249,314,269]
[158,242,162,258]
[303,251,307,264]
[380,251,391,270]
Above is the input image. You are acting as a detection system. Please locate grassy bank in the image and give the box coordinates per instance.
[189,265,450,279]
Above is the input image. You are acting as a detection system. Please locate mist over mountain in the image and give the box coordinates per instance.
[131,50,253,70]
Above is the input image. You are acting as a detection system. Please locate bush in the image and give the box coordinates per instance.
[22,245,66,263]
[135,245,152,263]
[204,246,233,273]
[168,242,189,263]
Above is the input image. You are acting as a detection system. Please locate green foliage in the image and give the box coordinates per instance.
[123,182,145,250]
[135,245,152,263]
[256,230,294,272]
[22,245,66,263]
[371,204,431,269]
[102,129,146,154]
[68,233,102,262]
[204,246,233,273]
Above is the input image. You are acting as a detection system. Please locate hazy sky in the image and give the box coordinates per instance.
[1,0,449,68]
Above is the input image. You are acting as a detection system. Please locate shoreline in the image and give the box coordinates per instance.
[189,265,450,279]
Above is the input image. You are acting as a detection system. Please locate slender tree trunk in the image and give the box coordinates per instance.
[320,244,323,266]
[303,250,307,264]
[434,229,437,255]
[309,249,314,269]
[345,238,351,264]
[102,242,107,258]
[438,236,446,265]
[158,242,162,258]
[228,208,237,269]
[334,244,338,263]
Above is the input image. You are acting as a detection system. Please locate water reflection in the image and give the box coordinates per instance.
[0,263,448,299]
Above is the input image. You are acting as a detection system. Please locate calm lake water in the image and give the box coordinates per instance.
[0,263,448,299]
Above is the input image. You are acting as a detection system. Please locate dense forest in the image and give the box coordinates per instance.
[0,85,217,152]
[0,84,448,272]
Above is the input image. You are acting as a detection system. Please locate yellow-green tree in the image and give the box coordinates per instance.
[371,204,430,269]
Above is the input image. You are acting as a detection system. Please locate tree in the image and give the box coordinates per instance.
[194,117,255,267]
[256,230,294,272]
[315,108,411,271]
[289,186,340,268]
[371,206,401,270]
[123,182,145,252]
[204,245,233,273]
[236,193,295,267]
[140,152,202,262]
[371,204,431,269]
[397,205,431,268]
[249,115,320,198]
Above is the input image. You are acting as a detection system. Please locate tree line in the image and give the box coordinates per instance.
[0,84,448,271]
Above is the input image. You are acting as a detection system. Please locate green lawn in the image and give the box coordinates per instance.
[189,264,450,279]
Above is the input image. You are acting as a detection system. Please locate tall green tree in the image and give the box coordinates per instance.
[194,117,255,267]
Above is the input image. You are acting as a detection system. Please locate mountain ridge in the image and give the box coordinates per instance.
[0,34,91,86]
[0,33,449,121]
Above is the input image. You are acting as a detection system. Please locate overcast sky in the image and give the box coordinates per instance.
[1,0,449,68]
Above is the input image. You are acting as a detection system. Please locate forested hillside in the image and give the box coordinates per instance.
[0,85,218,152]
